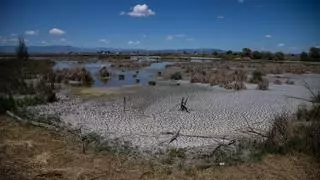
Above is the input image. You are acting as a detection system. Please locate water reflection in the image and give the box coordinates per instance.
[53,60,172,87]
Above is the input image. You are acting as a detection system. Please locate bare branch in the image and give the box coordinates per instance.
[168,128,181,144]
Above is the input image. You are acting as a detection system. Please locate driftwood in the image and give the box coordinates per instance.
[168,128,181,144]
[180,97,190,113]
[209,139,236,157]
[161,131,232,141]
[123,97,126,113]
[238,114,268,138]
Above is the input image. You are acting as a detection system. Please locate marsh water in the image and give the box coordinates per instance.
[53,60,172,87]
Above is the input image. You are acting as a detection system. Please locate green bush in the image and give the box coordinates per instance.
[0,95,16,114]
[148,81,156,86]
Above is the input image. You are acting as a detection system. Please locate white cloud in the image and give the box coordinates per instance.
[265,34,272,38]
[166,34,187,40]
[49,28,65,35]
[25,30,38,35]
[238,0,244,3]
[120,11,126,15]
[186,38,194,41]
[277,43,285,47]
[127,4,155,17]
[128,40,141,45]
[217,15,224,19]
[99,39,109,44]
[175,34,186,38]
[166,35,174,40]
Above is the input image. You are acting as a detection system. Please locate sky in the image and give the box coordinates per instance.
[0,0,319,52]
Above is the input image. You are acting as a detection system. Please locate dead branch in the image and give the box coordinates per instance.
[160,131,233,141]
[168,128,181,144]
[302,80,316,99]
[240,114,268,138]
[209,139,236,157]
[180,97,190,113]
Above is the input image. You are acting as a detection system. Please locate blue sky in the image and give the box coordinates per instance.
[0,0,319,52]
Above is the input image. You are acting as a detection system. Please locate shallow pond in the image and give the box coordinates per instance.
[53,60,172,87]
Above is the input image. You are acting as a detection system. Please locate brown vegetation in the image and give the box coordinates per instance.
[190,69,247,90]
[1,116,319,180]
[48,68,94,86]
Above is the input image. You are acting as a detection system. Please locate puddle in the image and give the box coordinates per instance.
[53,60,172,87]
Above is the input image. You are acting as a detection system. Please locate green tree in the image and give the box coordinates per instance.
[242,48,252,58]
[309,47,320,59]
[262,51,273,60]
[300,52,309,61]
[212,51,219,56]
[253,51,262,59]
[226,50,233,55]
[16,36,29,60]
[274,52,285,61]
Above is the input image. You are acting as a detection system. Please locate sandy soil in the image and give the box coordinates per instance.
[1,116,319,180]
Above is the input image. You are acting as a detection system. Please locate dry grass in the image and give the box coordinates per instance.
[1,116,320,180]
[190,69,247,90]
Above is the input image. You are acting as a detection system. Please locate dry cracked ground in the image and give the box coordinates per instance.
[1,115,320,180]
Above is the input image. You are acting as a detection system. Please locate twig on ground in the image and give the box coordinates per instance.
[239,114,268,138]
[168,128,181,144]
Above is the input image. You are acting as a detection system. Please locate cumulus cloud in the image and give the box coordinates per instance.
[277,43,285,47]
[99,39,109,44]
[126,4,155,17]
[25,30,38,35]
[49,28,65,35]
[119,11,126,15]
[217,15,224,19]
[128,40,141,45]
[265,34,272,38]
[238,0,244,3]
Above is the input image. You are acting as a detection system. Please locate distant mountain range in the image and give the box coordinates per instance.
[0,45,224,54]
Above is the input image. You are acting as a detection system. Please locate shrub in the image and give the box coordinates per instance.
[170,72,182,80]
[99,66,110,78]
[0,95,16,114]
[224,81,246,90]
[297,104,320,122]
[250,70,263,83]
[148,81,156,86]
[118,74,125,80]
[264,114,291,153]
[285,79,295,85]
[16,37,29,60]
[273,79,282,85]
[261,105,320,157]
[257,78,269,90]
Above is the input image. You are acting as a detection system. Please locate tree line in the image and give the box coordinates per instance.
[212,47,320,62]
